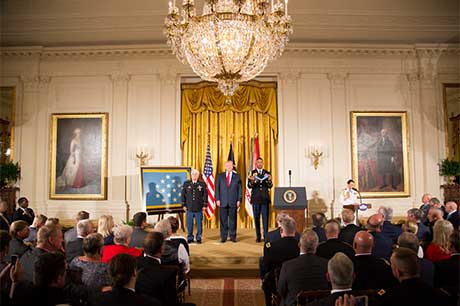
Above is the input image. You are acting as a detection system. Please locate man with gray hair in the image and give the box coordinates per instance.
[378,206,402,244]
[64,210,90,243]
[181,169,207,243]
[407,208,431,242]
[66,219,93,262]
[316,220,355,260]
[419,193,433,223]
[305,252,354,306]
[278,230,329,306]
[445,201,459,229]
[265,213,300,243]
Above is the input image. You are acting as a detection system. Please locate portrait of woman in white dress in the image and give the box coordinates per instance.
[57,128,86,189]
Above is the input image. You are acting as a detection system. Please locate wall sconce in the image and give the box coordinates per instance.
[135,145,151,167]
[306,144,324,170]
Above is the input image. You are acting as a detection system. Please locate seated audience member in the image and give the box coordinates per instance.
[70,233,109,292]
[401,221,424,258]
[136,231,196,306]
[262,216,300,306]
[397,233,434,287]
[19,225,64,282]
[0,200,10,231]
[0,230,12,302]
[429,197,447,218]
[311,213,327,243]
[338,208,362,246]
[154,219,190,274]
[97,214,115,245]
[316,220,355,260]
[12,197,35,225]
[102,225,142,263]
[91,253,161,306]
[407,208,431,243]
[45,217,60,227]
[7,220,31,260]
[66,219,93,262]
[425,219,453,262]
[378,206,402,244]
[305,252,355,306]
[65,211,90,244]
[168,216,190,255]
[0,230,11,270]
[278,230,329,306]
[366,214,393,259]
[378,248,449,306]
[445,201,459,229]
[434,230,460,303]
[11,252,69,306]
[419,193,433,223]
[426,207,444,229]
[24,214,47,245]
[352,231,396,290]
[265,213,300,243]
[129,212,148,248]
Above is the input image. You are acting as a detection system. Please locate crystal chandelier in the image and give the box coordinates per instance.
[164,0,293,97]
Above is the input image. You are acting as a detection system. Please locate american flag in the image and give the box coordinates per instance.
[203,144,216,220]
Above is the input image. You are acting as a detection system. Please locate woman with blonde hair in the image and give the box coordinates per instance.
[401,221,424,258]
[98,215,115,245]
[425,219,453,262]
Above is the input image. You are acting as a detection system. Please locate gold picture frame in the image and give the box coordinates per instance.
[49,113,108,200]
[351,111,410,198]
[443,83,460,161]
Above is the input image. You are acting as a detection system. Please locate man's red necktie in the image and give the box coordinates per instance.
[226,172,230,187]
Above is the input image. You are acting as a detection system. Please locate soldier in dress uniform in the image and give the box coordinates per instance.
[248,157,273,242]
[181,169,207,244]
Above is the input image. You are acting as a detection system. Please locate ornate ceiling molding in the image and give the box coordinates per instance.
[2,43,458,59]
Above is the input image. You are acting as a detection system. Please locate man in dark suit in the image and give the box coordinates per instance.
[248,157,273,242]
[419,193,433,224]
[65,219,93,262]
[366,214,393,259]
[407,208,431,242]
[397,232,434,287]
[92,253,161,306]
[64,210,89,244]
[0,200,10,231]
[378,206,402,244]
[129,212,148,248]
[338,208,362,245]
[265,213,300,243]
[377,248,449,306]
[181,169,207,243]
[311,213,327,243]
[215,160,242,242]
[12,197,34,226]
[305,252,355,306]
[376,128,396,189]
[316,220,355,260]
[445,201,460,229]
[352,231,397,290]
[136,232,196,306]
[278,230,329,306]
[262,216,300,306]
[434,230,460,304]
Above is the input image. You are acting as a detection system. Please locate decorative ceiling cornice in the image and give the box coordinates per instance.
[1,43,458,58]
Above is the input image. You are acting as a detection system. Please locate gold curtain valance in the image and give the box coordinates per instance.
[181,81,278,149]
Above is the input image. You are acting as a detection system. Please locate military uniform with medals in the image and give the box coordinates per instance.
[181,179,207,243]
[248,168,273,242]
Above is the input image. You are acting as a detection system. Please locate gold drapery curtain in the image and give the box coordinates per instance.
[181,81,278,229]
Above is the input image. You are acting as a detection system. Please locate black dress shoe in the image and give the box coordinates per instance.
[197,240,202,244]
[220,239,226,243]
[187,240,193,243]
[231,238,237,243]
[256,238,261,243]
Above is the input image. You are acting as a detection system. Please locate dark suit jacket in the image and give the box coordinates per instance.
[215,171,242,207]
[369,231,393,259]
[352,254,397,290]
[419,258,434,287]
[0,213,10,231]
[265,228,300,243]
[129,227,148,248]
[434,254,459,298]
[66,237,84,262]
[19,247,48,282]
[263,237,300,272]
[378,278,449,306]
[381,221,402,244]
[91,287,162,306]
[312,227,327,243]
[416,222,431,242]
[338,224,362,245]
[64,226,77,243]
[181,180,207,212]
[12,207,35,225]
[11,282,69,306]
[278,253,329,306]
[316,238,355,260]
[305,290,354,306]
[247,168,272,205]
[136,256,179,306]
[7,238,31,261]
[447,211,460,229]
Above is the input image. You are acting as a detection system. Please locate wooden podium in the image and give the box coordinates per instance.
[274,187,308,233]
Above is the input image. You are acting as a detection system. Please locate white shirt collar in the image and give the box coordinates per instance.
[355,253,372,256]
[331,288,352,294]
[145,254,161,263]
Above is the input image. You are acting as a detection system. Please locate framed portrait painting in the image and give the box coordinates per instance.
[351,111,410,198]
[140,167,191,214]
[49,113,108,200]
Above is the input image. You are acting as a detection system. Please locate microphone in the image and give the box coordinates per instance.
[288,170,292,176]
[288,170,292,187]
[352,187,359,192]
